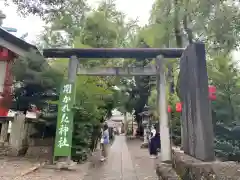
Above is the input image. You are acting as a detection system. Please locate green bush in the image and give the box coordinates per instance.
[71,106,102,163]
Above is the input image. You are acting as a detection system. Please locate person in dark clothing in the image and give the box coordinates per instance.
[149,125,160,158]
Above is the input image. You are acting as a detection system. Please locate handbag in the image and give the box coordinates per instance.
[103,137,109,144]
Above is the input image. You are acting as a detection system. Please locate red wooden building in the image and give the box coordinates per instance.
[0,27,39,117]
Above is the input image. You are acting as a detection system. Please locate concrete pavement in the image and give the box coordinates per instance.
[83,135,137,180]
[0,136,158,180]
[83,135,158,180]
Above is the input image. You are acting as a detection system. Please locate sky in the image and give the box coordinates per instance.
[0,0,155,44]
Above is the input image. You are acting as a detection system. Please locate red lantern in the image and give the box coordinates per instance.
[176,102,182,112]
[208,85,216,101]
[168,105,171,113]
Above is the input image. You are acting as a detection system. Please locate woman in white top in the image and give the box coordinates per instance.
[100,123,110,161]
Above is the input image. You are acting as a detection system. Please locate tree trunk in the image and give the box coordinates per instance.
[174,0,184,150]
[174,0,183,48]
[182,0,193,44]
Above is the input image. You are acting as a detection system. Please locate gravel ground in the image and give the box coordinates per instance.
[0,157,42,180]
[21,163,90,180]
[0,156,89,180]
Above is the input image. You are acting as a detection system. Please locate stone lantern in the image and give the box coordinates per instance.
[139,105,152,148]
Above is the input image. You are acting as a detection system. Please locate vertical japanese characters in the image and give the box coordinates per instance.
[54,83,75,157]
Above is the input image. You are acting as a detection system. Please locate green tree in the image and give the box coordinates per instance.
[11,50,63,113]
[145,0,240,156]
[208,55,240,125]
[35,0,140,160]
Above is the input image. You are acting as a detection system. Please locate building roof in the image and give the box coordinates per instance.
[0,27,40,57]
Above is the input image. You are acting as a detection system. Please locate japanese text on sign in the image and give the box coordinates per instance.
[54,82,75,157]
[58,84,72,148]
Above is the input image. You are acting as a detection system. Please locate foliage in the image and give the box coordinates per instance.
[6,0,88,20]
[11,49,63,113]
[10,0,240,162]
[35,0,139,161]
[208,55,240,161]
[145,0,240,160]
[71,106,103,162]
[208,55,240,125]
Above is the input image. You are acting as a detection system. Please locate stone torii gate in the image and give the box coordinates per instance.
[43,43,214,165]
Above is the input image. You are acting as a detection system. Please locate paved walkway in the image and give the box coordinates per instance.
[83,135,158,180]
[127,138,159,180]
[0,136,157,179]
[83,135,137,180]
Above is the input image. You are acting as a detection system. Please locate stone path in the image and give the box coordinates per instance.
[127,138,159,180]
[0,136,158,179]
[83,135,158,180]
[83,135,137,180]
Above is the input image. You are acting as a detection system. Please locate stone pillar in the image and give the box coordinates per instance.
[141,125,149,148]
[0,120,9,144]
[180,43,214,161]
[156,55,171,162]
[25,122,34,145]
[143,126,148,144]
[9,114,27,156]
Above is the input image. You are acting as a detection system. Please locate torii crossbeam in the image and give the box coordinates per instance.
[77,66,157,76]
[43,47,184,164]
[43,48,184,59]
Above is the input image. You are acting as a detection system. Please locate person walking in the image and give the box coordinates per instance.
[100,123,110,161]
[149,125,160,158]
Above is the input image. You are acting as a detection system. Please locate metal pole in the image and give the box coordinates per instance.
[156,55,171,162]
[66,55,79,161]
